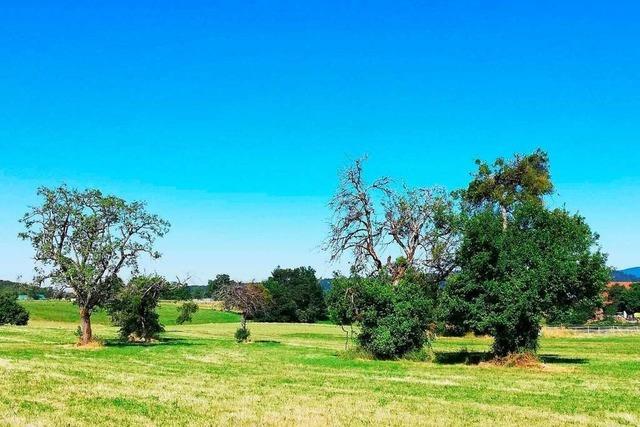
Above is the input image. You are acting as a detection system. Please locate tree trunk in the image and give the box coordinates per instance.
[241,315,247,331]
[80,308,92,345]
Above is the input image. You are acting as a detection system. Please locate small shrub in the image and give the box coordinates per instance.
[234,327,250,342]
[0,294,29,326]
[176,301,199,325]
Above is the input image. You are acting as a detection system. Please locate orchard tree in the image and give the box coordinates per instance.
[441,202,609,356]
[176,301,199,324]
[461,148,553,229]
[108,275,168,341]
[216,282,271,342]
[19,186,170,344]
[325,159,460,284]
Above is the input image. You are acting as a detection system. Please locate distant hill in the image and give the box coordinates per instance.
[612,267,640,281]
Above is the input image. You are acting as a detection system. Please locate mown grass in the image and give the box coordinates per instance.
[1,301,639,426]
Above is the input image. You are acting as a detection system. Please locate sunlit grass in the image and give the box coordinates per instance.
[1,301,639,426]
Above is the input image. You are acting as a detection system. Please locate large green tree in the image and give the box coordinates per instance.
[441,202,609,356]
[19,186,169,344]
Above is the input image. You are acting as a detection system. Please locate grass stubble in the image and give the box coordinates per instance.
[0,301,638,426]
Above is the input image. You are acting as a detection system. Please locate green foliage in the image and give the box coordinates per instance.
[462,149,553,216]
[327,276,434,359]
[0,293,29,325]
[159,284,191,301]
[441,202,610,356]
[0,280,58,299]
[606,283,640,315]
[107,275,166,341]
[176,301,199,324]
[258,266,327,323]
[207,274,232,298]
[234,326,251,342]
[19,185,169,343]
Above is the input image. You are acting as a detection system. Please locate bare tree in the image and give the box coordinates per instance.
[19,185,170,344]
[325,159,459,284]
[216,282,270,338]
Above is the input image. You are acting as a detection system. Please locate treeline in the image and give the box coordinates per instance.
[208,267,327,323]
[0,279,64,299]
[606,283,640,316]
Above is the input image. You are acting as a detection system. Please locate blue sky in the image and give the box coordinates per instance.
[1,1,638,283]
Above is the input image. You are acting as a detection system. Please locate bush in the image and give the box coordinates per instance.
[176,301,199,324]
[0,294,29,326]
[234,327,250,342]
[108,275,166,341]
[327,277,434,359]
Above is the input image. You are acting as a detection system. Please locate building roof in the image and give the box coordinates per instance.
[608,281,635,289]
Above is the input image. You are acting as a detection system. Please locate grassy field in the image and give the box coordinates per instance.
[1,301,639,426]
[20,300,240,326]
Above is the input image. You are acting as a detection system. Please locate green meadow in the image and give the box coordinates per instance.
[0,300,639,426]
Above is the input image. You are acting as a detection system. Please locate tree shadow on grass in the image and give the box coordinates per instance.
[252,340,281,346]
[103,337,205,348]
[435,350,588,365]
[539,354,588,364]
[434,350,491,365]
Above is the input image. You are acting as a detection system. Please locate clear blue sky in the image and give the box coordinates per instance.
[1,1,638,283]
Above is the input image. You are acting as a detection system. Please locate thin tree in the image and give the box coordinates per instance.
[19,186,170,345]
[216,282,270,341]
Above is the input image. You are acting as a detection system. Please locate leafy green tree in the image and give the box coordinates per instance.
[0,293,29,326]
[606,283,640,315]
[441,202,609,356]
[176,301,199,324]
[259,266,327,323]
[108,275,167,341]
[159,283,191,301]
[19,185,170,344]
[461,149,553,229]
[327,275,434,359]
[207,274,232,298]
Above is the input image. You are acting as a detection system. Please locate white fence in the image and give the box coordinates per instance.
[563,325,640,334]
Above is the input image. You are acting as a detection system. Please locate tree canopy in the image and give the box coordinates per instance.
[19,185,170,344]
[441,202,609,356]
[461,148,553,229]
[258,266,327,323]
